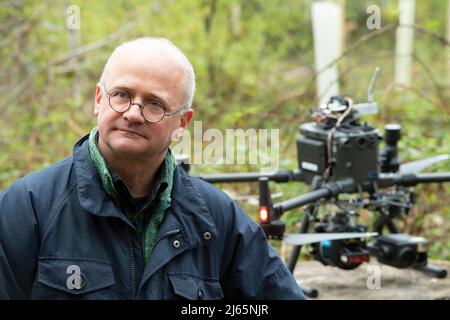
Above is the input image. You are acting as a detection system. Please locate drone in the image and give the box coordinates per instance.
[181,68,450,298]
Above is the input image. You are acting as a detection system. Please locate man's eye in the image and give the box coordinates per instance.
[147,100,163,108]
[112,91,129,99]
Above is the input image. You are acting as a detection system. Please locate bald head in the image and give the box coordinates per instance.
[100,37,195,110]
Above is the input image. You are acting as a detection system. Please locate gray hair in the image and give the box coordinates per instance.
[99,37,195,112]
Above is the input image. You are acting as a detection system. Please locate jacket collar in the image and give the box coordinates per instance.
[73,134,131,226]
[87,127,175,217]
[73,134,219,242]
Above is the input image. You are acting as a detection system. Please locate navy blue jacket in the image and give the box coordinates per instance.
[0,135,304,299]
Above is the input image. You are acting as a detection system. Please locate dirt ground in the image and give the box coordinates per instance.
[293,260,450,300]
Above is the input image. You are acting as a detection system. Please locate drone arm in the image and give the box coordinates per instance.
[413,172,450,184]
[197,169,297,183]
[273,188,330,214]
[273,178,355,216]
[272,171,450,217]
[378,172,450,187]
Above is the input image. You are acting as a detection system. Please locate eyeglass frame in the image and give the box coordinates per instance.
[100,83,186,123]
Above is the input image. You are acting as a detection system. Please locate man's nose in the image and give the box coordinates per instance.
[123,102,145,123]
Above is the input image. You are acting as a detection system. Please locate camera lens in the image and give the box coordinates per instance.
[396,247,416,268]
[384,124,401,145]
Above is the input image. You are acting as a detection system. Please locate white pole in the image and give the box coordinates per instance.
[338,0,346,54]
[395,0,416,87]
[311,1,342,105]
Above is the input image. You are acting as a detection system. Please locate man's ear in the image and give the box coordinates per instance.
[94,83,103,115]
[179,108,194,129]
[172,109,194,140]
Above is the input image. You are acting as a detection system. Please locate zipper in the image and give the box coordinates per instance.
[127,228,138,300]
[154,228,182,247]
[126,227,181,299]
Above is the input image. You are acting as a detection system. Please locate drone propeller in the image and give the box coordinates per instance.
[399,154,449,174]
[284,232,378,246]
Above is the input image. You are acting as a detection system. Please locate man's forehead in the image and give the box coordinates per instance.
[110,41,187,68]
[107,53,186,86]
[106,48,186,85]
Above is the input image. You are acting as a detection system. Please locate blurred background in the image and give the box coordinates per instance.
[0,0,449,261]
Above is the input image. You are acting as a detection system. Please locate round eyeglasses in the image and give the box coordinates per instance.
[101,84,185,123]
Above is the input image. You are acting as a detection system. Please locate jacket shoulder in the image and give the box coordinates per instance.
[0,156,76,223]
[15,155,75,192]
[188,174,235,206]
[181,168,259,232]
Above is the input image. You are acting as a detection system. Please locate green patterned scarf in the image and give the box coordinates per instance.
[88,127,175,264]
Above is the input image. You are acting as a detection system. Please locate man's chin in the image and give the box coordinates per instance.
[110,140,148,157]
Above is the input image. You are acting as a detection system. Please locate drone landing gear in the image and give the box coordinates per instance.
[287,193,320,298]
[414,263,447,278]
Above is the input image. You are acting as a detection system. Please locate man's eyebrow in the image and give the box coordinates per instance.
[111,86,168,105]
[110,86,135,94]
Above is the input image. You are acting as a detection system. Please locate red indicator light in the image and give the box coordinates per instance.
[259,207,269,223]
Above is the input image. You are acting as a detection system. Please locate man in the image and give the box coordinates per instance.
[0,37,305,299]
